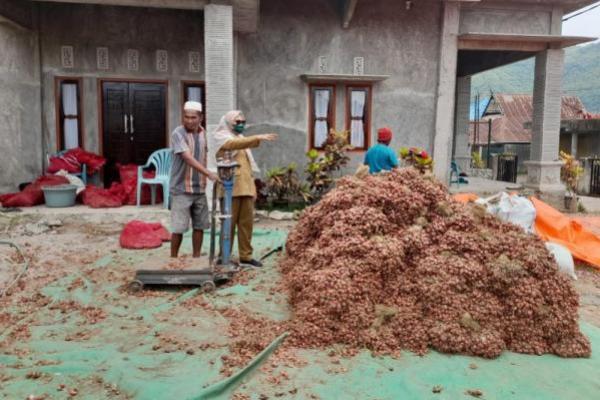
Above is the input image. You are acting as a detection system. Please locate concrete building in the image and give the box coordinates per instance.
[0,0,596,192]
[470,93,590,171]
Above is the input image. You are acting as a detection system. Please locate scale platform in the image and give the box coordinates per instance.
[129,267,235,293]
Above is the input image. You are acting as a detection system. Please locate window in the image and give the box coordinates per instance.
[56,77,83,150]
[182,81,206,127]
[346,85,371,150]
[309,84,335,149]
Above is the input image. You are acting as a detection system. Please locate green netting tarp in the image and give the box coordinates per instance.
[1,228,599,400]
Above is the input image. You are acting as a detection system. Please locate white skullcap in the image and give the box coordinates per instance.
[184,101,203,112]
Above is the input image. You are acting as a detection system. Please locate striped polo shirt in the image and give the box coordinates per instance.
[169,125,207,195]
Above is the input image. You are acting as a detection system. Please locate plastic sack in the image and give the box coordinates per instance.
[119,220,170,249]
[475,192,536,233]
[118,164,162,205]
[0,175,69,207]
[47,148,106,174]
[545,242,577,280]
[68,148,106,174]
[81,183,127,208]
[54,170,85,194]
[47,152,81,174]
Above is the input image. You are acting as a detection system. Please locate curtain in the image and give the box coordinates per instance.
[187,86,202,103]
[350,89,366,148]
[63,120,79,149]
[62,83,79,149]
[314,89,330,148]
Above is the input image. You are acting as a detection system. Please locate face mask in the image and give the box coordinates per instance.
[233,123,245,133]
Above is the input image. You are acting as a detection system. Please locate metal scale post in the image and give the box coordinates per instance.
[210,152,239,272]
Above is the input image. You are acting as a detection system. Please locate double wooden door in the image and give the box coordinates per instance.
[102,82,166,185]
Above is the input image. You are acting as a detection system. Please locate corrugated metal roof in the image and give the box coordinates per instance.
[469,94,588,145]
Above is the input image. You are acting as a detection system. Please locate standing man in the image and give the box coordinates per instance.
[364,127,399,174]
[169,101,219,258]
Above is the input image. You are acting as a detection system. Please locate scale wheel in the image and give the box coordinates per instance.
[128,280,144,293]
[201,281,216,293]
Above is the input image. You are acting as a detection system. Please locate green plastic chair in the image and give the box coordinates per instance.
[136,149,172,209]
[450,161,468,187]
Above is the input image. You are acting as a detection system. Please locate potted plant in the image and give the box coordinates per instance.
[398,147,433,173]
[265,163,309,207]
[305,129,352,202]
[560,151,583,212]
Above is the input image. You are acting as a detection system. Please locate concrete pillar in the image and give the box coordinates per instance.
[524,49,565,192]
[453,76,471,172]
[571,133,578,158]
[204,4,234,208]
[433,1,460,183]
[204,4,234,132]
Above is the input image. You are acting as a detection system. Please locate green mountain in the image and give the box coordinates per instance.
[472,42,600,113]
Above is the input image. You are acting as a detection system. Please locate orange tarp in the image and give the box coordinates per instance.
[531,197,600,269]
[574,216,600,235]
[453,193,479,203]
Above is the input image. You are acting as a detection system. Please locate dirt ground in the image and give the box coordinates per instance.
[1,208,598,327]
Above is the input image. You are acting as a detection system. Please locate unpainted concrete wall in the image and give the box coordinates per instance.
[39,3,205,157]
[237,0,442,174]
[0,11,42,192]
[460,6,553,35]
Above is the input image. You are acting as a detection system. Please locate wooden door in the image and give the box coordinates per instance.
[102,82,130,186]
[129,83,166,165]
[101,81,166,186]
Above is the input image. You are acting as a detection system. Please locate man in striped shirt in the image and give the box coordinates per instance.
[169,101,219,258]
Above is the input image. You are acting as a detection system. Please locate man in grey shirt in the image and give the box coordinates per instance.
[169,101,219,258]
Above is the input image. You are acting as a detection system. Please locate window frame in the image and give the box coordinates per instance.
[181,80,206,128]
[55,76,84,151]
[308,83,336,150]
[345,84,372,151]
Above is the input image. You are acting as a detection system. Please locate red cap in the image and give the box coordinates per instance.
[377,127,392,142]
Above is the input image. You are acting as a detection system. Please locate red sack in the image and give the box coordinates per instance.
[119,220,170,249]
[0,175,69,207]
[118,164,163,205]
[68,148,106,174]
[47,153,81,174]
[47,148,106,174]
[80,184,127,208]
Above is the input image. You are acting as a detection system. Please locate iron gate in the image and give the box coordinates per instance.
[591,159,600,195]
[497,154,518,183]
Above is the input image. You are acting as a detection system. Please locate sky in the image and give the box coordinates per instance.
[562,1,600,42]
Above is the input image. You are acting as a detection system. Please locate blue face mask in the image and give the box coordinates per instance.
[233,123,245,133]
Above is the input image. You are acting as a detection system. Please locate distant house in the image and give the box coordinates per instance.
[469,93,595,169]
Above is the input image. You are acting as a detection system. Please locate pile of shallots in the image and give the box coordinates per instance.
[280,168,590,358]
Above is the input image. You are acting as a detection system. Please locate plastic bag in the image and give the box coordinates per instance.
[476,192,536,233]
[545,242,577,280]
[120,220,170,249]
[54,170,85,194]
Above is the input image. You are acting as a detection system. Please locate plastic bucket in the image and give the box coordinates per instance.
[42,184,77,207]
